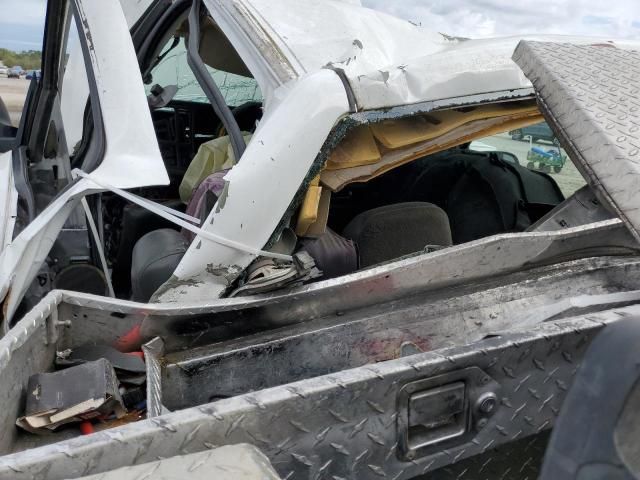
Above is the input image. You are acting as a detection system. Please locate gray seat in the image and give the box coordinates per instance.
[342,202,452,268]
[131,229,188,302]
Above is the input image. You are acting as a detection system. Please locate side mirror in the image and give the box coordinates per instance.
[0,95,17,153]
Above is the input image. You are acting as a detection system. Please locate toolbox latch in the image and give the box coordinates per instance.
[408,381,467,449]
[398,367,500,460]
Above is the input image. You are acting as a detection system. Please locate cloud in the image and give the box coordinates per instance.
[1,0,639,52]
[0,0,46,26]
[361,0,640,40]
[0,0,46,51]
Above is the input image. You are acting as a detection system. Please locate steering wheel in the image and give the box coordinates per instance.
[216,101,263,137]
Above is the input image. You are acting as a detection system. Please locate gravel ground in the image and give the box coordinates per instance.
[0,75,30,127]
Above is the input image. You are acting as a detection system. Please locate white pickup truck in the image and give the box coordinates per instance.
[0,1,640,479]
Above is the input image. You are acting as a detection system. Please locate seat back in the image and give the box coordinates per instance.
[405,150,564,244]
[343,202,452,268]
[131,229,188,302]
[111,200,183,296]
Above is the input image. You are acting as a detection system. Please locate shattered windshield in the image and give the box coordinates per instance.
[146,40,262,106]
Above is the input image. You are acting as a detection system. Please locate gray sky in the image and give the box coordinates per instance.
[361,0,640,40]
[0,0,47,51]
[0,0,639,52]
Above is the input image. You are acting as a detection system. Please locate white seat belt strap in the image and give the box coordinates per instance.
[72,169,293,262]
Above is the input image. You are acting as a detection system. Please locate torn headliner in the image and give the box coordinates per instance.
[267,91,542,248]
[316,91,541,188]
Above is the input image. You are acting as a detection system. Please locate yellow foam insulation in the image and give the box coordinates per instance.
[305,188,331,238]
[296,175,330,237]
[321,110,544,191]
[370,102,539,149]
[325,126,381,170]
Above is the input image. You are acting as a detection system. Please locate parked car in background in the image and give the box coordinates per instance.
[7,66,23,78]
[25,70,41,80]
[0,66,7,76]
[509,121,560,145]
[469,140,520,165]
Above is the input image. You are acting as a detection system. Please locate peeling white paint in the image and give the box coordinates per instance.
[0,152,17,252]
[122,0,155,27]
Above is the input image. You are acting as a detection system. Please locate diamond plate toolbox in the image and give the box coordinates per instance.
[0,305,630,480]
[513,41,640,243]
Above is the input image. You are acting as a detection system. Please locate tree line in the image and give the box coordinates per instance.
[0,49,41,70]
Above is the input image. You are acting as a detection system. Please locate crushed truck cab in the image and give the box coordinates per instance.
[4,0,639,326]
[1,0,640,479]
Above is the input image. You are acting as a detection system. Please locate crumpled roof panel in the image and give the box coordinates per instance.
[237,0,447,77]
[238,0,640,110]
